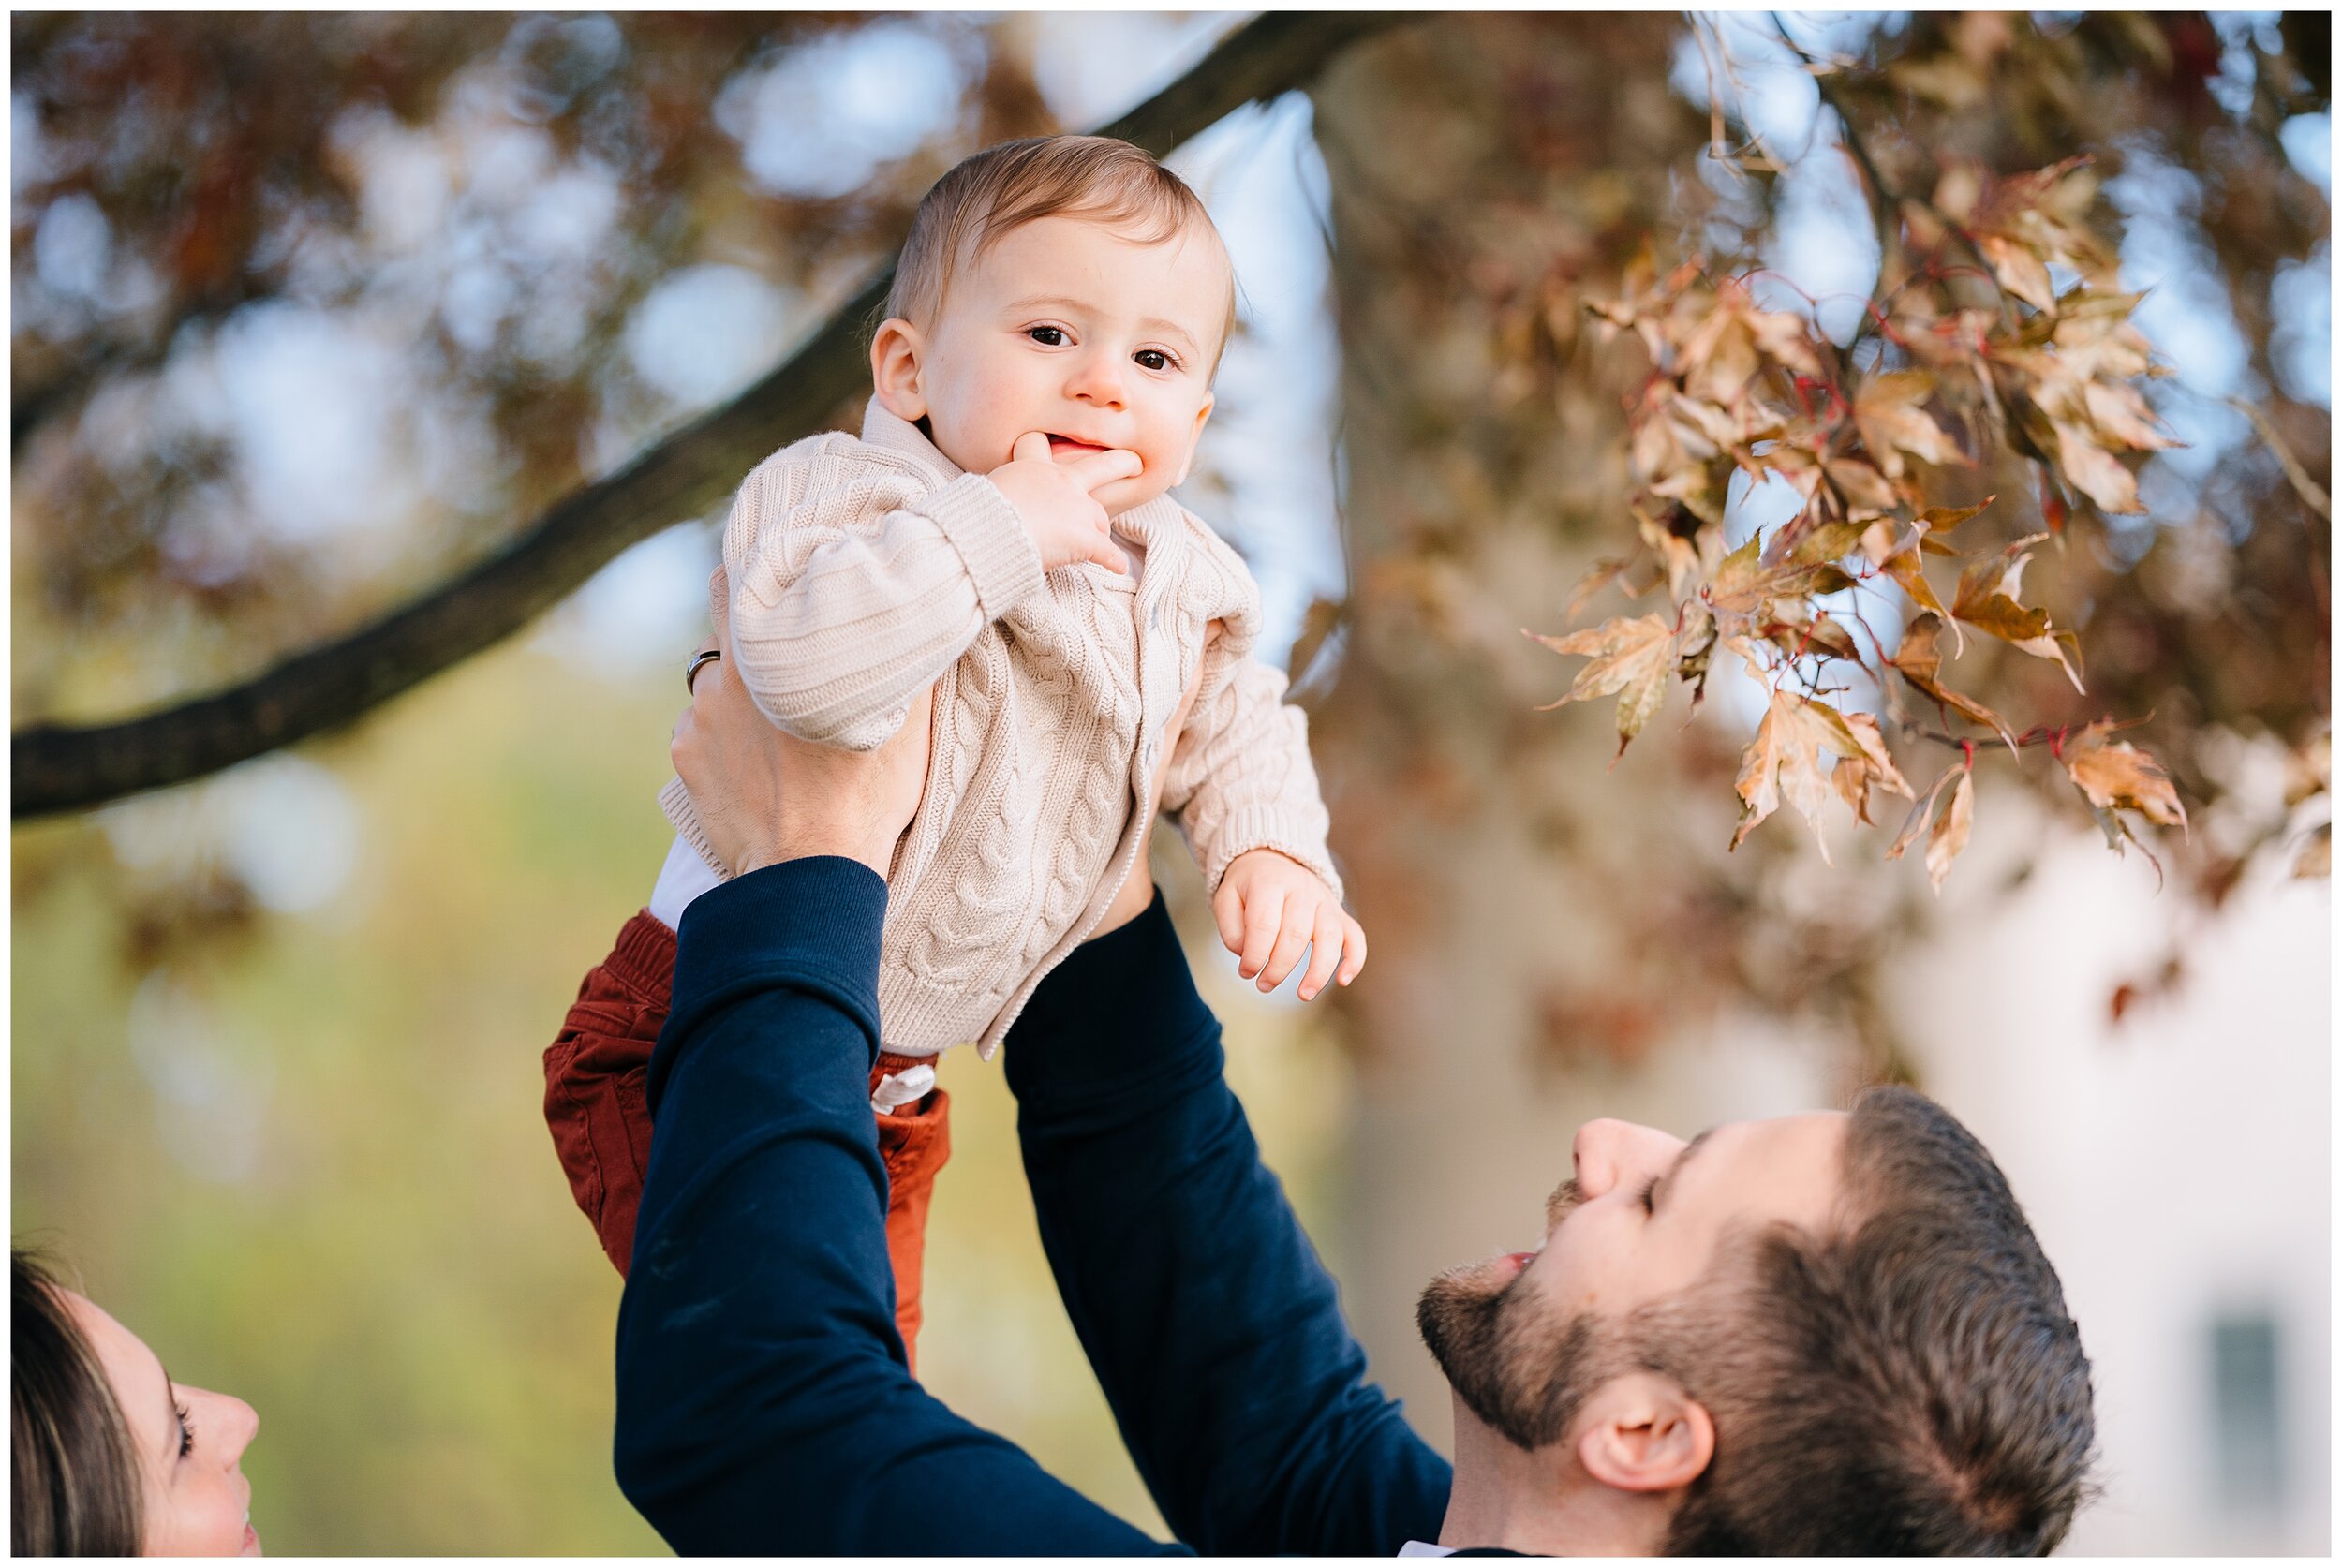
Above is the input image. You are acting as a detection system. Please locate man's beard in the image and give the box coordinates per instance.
[1416,1179,1621,1452]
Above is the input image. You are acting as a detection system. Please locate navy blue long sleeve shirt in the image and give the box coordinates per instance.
[613,857,1450,1553]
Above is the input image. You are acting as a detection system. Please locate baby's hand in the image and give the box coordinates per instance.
[987,432,1139,574]
[1213,850,1366,1001]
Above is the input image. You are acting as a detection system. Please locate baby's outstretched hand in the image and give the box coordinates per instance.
[1213,850,1366,1001]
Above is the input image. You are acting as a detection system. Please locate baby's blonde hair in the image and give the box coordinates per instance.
[886,135,1236,366]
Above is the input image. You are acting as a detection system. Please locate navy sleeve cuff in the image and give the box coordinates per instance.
[1004,888,1220,1107]
[650,855,888,1113]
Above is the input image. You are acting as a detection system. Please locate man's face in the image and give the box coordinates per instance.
[1419,1113,1848,1451]
[905,214,1226,516]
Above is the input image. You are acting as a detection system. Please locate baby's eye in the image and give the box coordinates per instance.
[1134,348,1176,372]
[1026,325,1069,347]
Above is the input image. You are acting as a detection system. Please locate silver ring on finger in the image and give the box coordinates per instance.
[686,647,721,695]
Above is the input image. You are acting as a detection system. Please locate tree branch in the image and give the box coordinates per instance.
[12,10,1415,821]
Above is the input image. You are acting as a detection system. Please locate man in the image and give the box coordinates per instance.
[605,616,2096,1554]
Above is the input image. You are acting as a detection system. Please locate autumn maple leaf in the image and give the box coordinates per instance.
[2062,719,2187,854]
[1887,763,1977,895]
[1853,370,1965,480]
[1528,613,1679,757]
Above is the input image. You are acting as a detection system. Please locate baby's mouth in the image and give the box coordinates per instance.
[1045,435,1111,462]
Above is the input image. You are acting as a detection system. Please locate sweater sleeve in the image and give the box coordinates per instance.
[1002,892,1450,1554]
[722,440,1047,752]
[1160,652,1343,901]
[612,858,1180,1556]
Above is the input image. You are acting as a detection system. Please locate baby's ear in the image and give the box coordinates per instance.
[870,318,927,422]
[1172,391,1215,485]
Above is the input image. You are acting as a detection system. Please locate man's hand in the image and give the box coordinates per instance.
[1213,850,1366,1002]
[671,599,931,879]
[987,431,1140,573]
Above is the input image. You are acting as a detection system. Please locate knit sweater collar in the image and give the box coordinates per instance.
[858,401,1184,549]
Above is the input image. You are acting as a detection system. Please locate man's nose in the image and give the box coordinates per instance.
[1572,1117,1685,1197]
[190,1386,259,1465]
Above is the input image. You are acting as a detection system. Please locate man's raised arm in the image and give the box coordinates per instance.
[614,623,1176,1554]
[1004,892,1451,1555]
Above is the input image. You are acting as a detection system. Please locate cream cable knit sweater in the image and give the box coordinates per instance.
[660,403,1340,1059]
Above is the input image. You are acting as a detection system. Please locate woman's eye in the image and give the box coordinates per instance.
[175,1398,195,1460]
[1027,326,1068,347]
[1638,1177,1659,1217]
[1134,348,1173,372]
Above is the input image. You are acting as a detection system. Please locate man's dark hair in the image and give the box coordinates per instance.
[12,1247,145,1555]
[1652,1086,2097,1555]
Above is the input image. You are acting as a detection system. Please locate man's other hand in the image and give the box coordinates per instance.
[671,597,931,880]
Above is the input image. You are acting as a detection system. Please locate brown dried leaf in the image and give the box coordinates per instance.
[1612,647,1671,756]
[1917,500,1994,531]
[1949,536,2083,688]
[2051,420,2143,513]
[1709,531,1766,603]
[1833,755,1875,824]
[1730,689,1882,862]
[1786,517,1869,569]
[1854,370,1964,479]
[1826,457,1901,513]
[1839,711,1916,799]
[2082,379,2179,451]
[1883,763,1974,894]
[1686,316,1760,405]
[2064,722,2187,837]
[1979,234,2056,313]
[2012,627,2086,693]
[1889,614,2019,752]
[1883,549,1955,635]
[1887,763,1962,859]
[1731,692,1791,851]
[1634,507,1706,601]
[1743,303,1827,378]
[1528,614,1678,754]
[1925,768,1976,893]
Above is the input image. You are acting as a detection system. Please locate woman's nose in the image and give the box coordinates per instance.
[1573,1117,1684,1197]
[190,1386,259,1464]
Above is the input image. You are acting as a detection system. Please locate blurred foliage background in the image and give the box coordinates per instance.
[11,10,2331,1554]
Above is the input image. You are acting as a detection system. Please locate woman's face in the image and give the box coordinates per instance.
[65,1290,262,1556]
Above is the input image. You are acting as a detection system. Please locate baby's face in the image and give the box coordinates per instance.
[893,214,1227,516]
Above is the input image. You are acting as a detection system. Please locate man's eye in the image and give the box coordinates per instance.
[1134,348,1174,372]
[1638,1176,1659,1217]
[1027,326,1068,347]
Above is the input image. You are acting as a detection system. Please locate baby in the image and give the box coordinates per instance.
[656,135,1364,1099]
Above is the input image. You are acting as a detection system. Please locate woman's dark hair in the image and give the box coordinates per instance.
[13,1248,144,1555]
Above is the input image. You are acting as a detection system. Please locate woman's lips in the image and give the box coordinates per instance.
[1496,1250,1537,1279]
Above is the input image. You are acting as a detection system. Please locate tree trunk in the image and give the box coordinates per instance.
[1309,14,1839,1449]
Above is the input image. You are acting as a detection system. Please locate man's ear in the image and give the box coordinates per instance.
[1575,1372,1715,1496]
[870,318,927,422]
[1170,390,1215,485]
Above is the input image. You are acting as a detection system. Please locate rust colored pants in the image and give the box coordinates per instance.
[542,910,951,1369]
